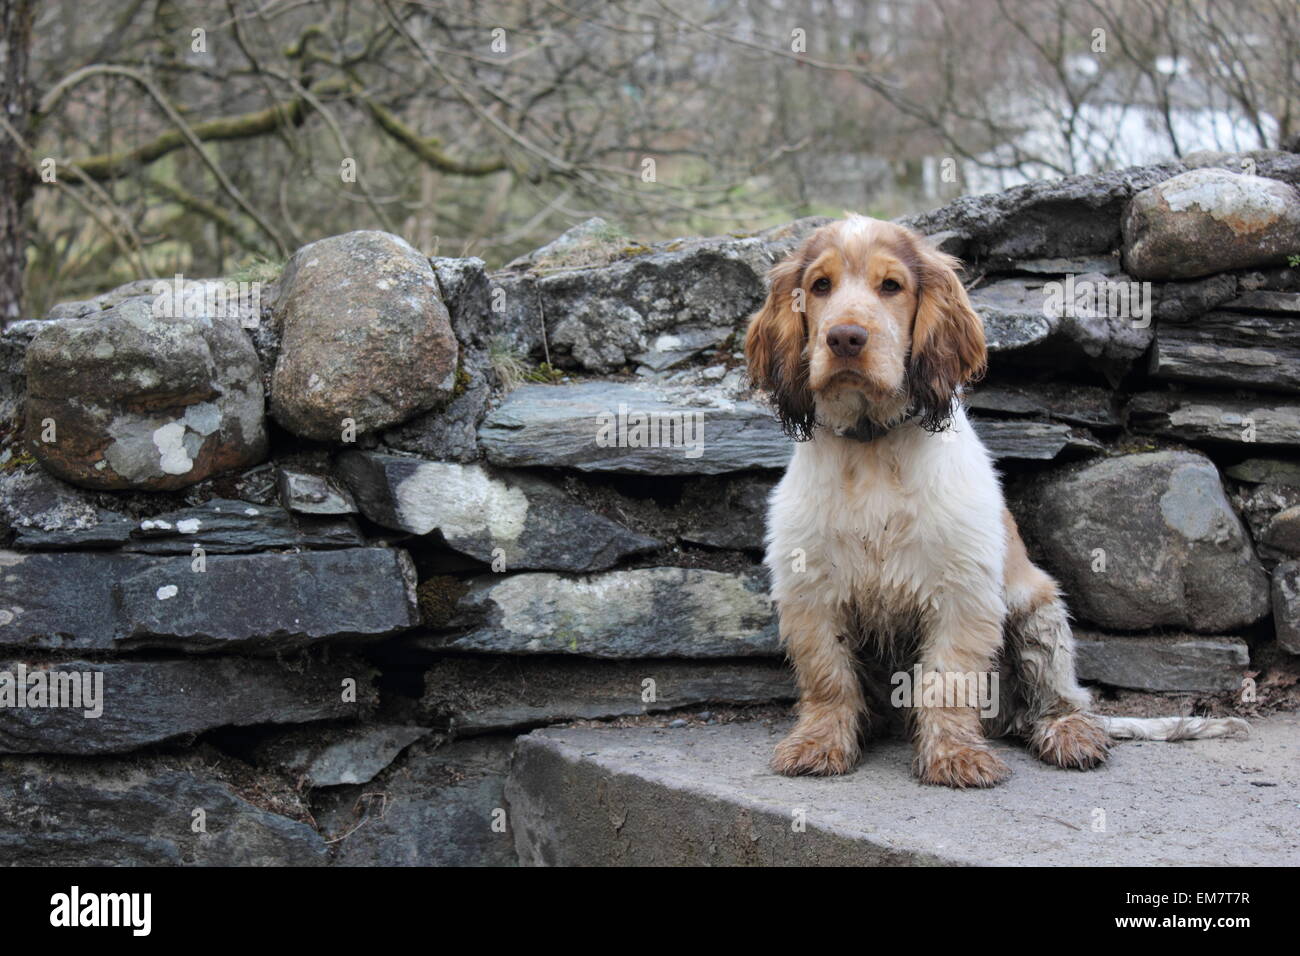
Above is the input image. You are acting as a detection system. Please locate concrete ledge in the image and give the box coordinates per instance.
[505,715,1300,866]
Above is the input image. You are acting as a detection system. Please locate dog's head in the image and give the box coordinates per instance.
[744,215,986,439]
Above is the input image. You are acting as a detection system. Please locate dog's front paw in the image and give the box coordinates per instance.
[772,732,858,776]
[916,744,1011,789]
[1033,712,1110,770]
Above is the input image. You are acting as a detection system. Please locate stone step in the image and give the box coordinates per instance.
[505,714,1300,866]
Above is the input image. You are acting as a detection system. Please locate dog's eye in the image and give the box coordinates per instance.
[880,278,902,294]
[811,277,832,296]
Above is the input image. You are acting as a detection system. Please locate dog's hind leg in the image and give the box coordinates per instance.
[1001,510,1110,769]
[1000,509,1250,750]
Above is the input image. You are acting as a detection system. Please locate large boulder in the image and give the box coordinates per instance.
[1015,451,1269,632]
[270,231,458,441]
[1122,169,1300,280]
[23,300,266,490]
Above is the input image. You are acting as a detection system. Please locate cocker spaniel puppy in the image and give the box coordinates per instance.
[745,215,1246,789]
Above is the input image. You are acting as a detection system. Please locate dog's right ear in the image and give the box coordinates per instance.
[745,253,816,440]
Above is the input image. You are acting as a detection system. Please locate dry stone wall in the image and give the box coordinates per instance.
[1,148,1298,865]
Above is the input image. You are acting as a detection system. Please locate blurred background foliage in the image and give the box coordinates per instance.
[2,0,1296,317]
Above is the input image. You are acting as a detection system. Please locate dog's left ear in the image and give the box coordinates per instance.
[909,244,986,431]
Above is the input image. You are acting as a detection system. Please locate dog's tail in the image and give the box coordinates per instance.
[1096,715,1250,741]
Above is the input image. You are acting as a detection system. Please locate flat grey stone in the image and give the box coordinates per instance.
[422,657,795,733]
[1128,391,1300,447]
[121,497,362,553]
[969,419,1100,460]
[1223,290,1300,314]
[968,274,1154,374]
[1074,632,1249,692]
[277,466,358,515]
[0,547,419,653]
[0,465,134,549]
[1150,311,1300,394]
[250,723,426,788]
[1225,458,1300,486]
[0,657,375,754]
[479,382,790,475]
[419,567,779,658]
[966,381,1119,430]
[337,451,660,571]
[506,716,1300,865]
[900,162,1184,262]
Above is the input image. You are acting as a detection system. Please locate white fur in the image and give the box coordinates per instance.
[767,405,1005,658]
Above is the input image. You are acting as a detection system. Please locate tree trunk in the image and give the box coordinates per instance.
[0,0,34,325]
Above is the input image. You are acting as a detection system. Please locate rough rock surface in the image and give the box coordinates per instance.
[276,466,357,515]
[968,274,1155,375]
[0,752,327,865]
[0,465,135,548]
[250,723,426,788]
[271,231,458,440]
[1123,168,1300,279]
[900,162,1183,264]
[0,548,418,653]
[1270,561,1300,654]
[1073,632,1249,692]
[0,657,375,754]
[420,567,779,658]
[421,656,795,732]
[1150,307,1300,394]
[480,381,789,474]
[1015,451,1269,632]
[485,218,826,371]
[316,736,517,866]
[1127,391,1300,447]
[23,300,266,490]
[337,451,660,571]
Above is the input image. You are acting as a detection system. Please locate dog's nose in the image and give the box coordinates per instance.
[826,324,868,358]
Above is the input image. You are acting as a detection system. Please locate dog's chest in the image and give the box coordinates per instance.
[823,452,934,592]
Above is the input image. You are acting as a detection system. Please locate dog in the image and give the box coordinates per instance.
[744,214,1248,788]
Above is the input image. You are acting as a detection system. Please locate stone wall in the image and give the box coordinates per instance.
[1,150,1298,865]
